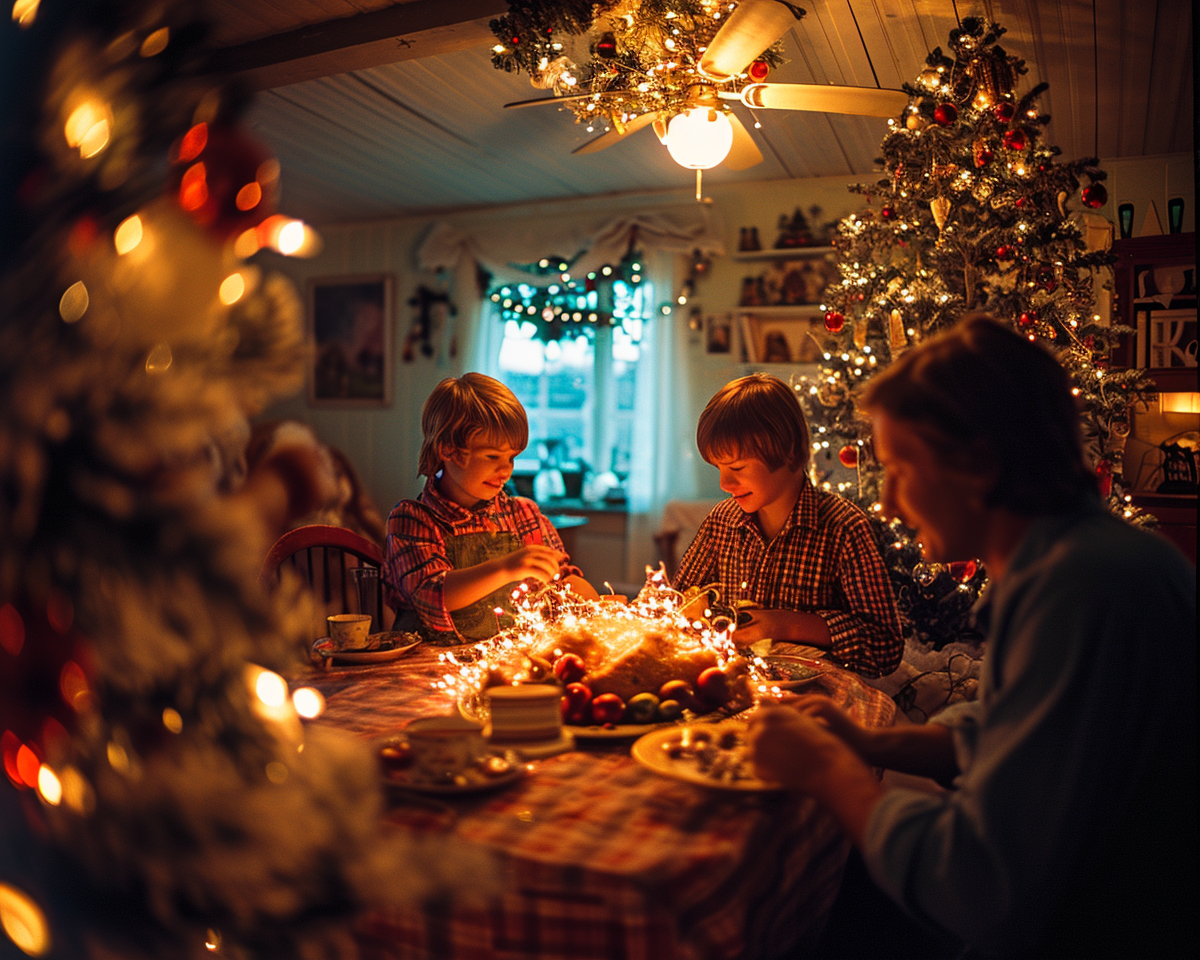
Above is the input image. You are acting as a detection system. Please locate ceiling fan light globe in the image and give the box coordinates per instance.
[665,107,733,169]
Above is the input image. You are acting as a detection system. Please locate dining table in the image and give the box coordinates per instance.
[299,641,896,960]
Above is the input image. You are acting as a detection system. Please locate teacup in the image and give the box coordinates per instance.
[404,714,486,783]
[327,613,371,650]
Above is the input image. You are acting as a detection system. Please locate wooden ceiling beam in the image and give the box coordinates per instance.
[207,0,509,90]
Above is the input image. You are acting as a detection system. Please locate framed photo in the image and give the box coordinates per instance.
[1138,308,1197,369]
[705,312,733,355]
[308,274,393,406]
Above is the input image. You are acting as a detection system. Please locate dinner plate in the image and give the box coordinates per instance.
[311,632,422,666]
[632,722,782,792]
[568,720,677,740]
[755,655,833,689]
[381,752,526,796]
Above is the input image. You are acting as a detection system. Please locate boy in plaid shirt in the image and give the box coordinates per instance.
[674,374,902,676]
[384,373,593,642]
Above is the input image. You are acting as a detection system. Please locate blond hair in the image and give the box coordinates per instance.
[696,373,810,474]
[417,373,528,477]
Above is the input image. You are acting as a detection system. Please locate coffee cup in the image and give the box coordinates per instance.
[327,613,371,650]
[404,714,486,783]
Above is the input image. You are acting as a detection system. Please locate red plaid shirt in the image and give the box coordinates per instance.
[384,478,576,637]
[674,482,903,676]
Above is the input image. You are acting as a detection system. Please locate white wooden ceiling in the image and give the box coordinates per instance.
[202,0,1194,226]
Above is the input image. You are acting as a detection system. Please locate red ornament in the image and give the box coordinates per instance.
[933,102,958,125]
[1081,183,1108,209]
[1002,128,1028,151]
[880,206,896,221]
[748,59,770,81]
[824,310,845,333]
[995,244,1015,261]
[948,560,978,582]
[1018,311,1037,329]
[973,141,993,167]
[594,31,617,59]
[170,124,279,239]
[838,445,859,468]
[993,102,1016,123]
[1096,459,1113,498]
[1037,265,1058,291]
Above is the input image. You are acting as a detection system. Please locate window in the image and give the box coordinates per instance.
[495,281,651,494]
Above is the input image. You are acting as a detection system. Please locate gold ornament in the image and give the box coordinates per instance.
[931,196,951,233]
[905,112,928,131]
[853,316,869,350]
[1057,190,1069,217]
[888,308,908,355]
[973,180,994,201]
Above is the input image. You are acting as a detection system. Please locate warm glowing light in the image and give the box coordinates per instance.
[59,281,89,323]
[59,765,93,814]
[234,228,260,258]
[36,765,61,805]
[140,27,169,57]
[106,740,130,774]
[665,106,733,169]
[235,181,262,211]
[179,162,209,212]
[145,343,173,374]
[276,219,306,254]
[0,883,50,956]
[12,0,39,27]
[219,272,246,305]
[64,100,111,158]
[178,123,208,162]
[255,669,288,707]
[265,761,289,784]
[15,745,39,788]
[162,707,183,733]
[204,929,222,952]
[1161,391,1200,414]
[292,687,325,718]
[114,215,143,254]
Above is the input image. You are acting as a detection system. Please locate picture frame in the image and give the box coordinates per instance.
[307,274,393,407]
[705,312,733,355]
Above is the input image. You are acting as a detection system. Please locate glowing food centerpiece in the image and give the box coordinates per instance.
[436,569,783,727]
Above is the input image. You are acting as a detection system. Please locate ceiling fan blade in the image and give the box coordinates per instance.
[699,0,798,81]
[571,112,658,155]
[504,93,596,109]
[723,113,763,170]
[740,82,908,118]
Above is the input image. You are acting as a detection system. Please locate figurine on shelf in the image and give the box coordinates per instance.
[739,276,761,306]
[762,331,792,363]
[781,266,808,305]
[774,207,814,248]
[738,227,763,251]
[762,261,788,305]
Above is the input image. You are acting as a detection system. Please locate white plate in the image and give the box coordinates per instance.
[631,722,782,792]
[380,745,526,795]
[312,633,422,666]
[756,655,833,690]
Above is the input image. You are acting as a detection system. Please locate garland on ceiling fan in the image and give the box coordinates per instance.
[489,0,789,132]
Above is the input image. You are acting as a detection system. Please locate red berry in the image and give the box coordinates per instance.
[748,60,770,82]
[1002,128,1027,151]
[553,653,586,684]
[1018,311,1037,329]
[995,244,1015,261]
[838,445,859,468]
[823,311,845,333]
[880,206,895,221]
[590,693,625,725]
[993,102,1016,123]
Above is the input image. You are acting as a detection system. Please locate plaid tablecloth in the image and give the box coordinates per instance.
[302,645,895,960]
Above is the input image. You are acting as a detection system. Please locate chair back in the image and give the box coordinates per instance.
[261,524,392,638]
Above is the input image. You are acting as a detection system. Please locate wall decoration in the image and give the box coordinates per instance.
[705,312,732,355]
[403,285,457,362]
[308,274,393,406]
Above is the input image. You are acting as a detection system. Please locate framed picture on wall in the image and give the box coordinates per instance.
[705,312,733,355]
[308,274,393,406]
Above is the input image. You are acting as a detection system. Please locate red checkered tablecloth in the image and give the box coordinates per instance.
[301,645,895,960]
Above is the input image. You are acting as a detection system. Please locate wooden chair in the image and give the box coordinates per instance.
[260,524,392,638]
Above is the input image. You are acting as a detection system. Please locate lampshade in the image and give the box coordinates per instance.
[665,106,734,169]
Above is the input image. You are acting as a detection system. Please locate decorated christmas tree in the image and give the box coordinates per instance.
[1,3,490,956]
[801,17,1156,649]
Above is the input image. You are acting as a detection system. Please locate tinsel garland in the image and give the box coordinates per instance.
[799,16,1157,649]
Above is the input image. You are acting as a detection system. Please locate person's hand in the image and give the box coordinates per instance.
[784,695,874,760]
[736,608,830,646]
[747,705,857,794]
[500,545,567,583]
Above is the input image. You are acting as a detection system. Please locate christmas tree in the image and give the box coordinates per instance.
[1,3,491,956]
[801,17,1156,649]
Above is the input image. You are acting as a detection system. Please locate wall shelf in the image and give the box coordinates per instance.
[735,304,826,316]
[731,246,835,261]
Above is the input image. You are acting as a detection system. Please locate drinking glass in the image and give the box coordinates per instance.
[351,566,380,631]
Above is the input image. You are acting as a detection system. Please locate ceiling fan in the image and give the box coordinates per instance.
[499,0,908,173]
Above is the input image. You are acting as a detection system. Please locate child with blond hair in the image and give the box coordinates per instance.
[385,372,594,642]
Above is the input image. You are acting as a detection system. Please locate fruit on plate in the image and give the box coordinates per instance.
[656,699,683,722]
[561,682,593,724]
[626,692,660,723]
[553,653,586,684]
[696,666,731,706]
[659,679,698,711]
[590,693,625,725]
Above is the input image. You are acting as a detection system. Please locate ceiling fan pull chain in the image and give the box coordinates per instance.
[696,169,703,203]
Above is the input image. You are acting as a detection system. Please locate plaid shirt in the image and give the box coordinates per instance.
[674,482,903,676]
[384,478,576,637]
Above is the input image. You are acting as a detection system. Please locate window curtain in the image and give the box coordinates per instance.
[417,206,724,589]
